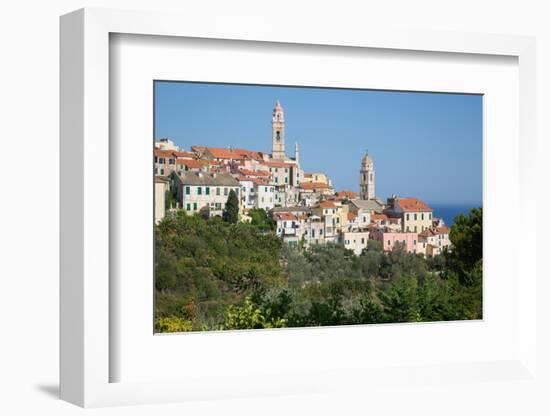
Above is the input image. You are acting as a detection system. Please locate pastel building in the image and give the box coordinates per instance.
[172,171,240,217]
[384,196,433,233]
[370,230,419,253]
[341,230,369,256]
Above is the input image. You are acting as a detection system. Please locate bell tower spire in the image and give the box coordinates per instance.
[271,100,286,160]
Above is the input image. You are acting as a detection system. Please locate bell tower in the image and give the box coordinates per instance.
[360,151,375,200]
[271,100,286,160]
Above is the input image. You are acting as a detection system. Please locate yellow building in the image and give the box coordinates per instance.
[384,197,433,233]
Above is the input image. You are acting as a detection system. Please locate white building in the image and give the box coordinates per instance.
[341,230,369,256]
[172,171,240,217]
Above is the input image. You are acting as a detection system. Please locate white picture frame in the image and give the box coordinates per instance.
[60,7,538,408]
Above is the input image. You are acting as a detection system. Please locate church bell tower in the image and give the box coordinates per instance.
[360,151,375,200]
[271,100,286,160]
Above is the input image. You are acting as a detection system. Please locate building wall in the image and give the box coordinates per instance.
[177,183,240,215]
[154,181,167,224]
[342,231,369,256]
[255,183,275,210]
[371,230,419,253]
[402,211,433,232]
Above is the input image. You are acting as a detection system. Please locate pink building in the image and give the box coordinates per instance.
[370,230,419,253]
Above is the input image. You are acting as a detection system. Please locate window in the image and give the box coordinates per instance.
[285,168,288,173]
[388,240,391,246]
[193,202,197,211]
[275,177,278,183]
[414,226,417,232]
[361,238,365,244]
[320,229,323,235]
[185,186,190,195]
[197,187,202,195]
[414,213,417,220]
[216,187,220,196]
[285,177,288,184]
[160,168,165,175]
[265,187,268,192]
[414,240,417,245]
[421,213,424,220]
[169,159,175,165]
[224,188,228,196]
[186,203,191,210]
[429,213,432,219]
[215,203,221,210]
[276,131,280,141]
[159,158,165,164]
[205,187,210,195]
[406,213,410,221]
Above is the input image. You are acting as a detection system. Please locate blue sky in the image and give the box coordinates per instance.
[155,81,482,205]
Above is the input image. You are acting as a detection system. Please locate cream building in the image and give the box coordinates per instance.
[172,171,240,217]
[154,176,170,224]
[384,196,433,233]
[341,230,369,256]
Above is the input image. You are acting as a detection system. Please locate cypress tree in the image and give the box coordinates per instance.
[223,189,239,224]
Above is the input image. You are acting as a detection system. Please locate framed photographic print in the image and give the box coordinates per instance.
[152,81,483,334]
[60,7,538,408]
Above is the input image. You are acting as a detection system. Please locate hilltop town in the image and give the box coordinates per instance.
[155,100,451,257]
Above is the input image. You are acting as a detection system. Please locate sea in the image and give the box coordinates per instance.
[428,203,482,226]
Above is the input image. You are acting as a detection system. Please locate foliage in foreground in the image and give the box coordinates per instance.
[155,207,483,332]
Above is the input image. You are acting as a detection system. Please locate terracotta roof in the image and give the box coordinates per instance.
[435,226,450,234]
[299,182,329,190]
[304,173,313,178]
[238,168,271,177]
[347,212,358,221]
[276,212,296,221]
[318,201,336,209]
[335,190,358,199]
[233,148,264,160]
[154,149,177,159]
[372,213,388,221]
[172,151,194,159]
[397,197,432,212]
[204,147,265,161]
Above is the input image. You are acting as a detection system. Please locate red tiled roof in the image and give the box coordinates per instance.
[397,197,432,212]
[299,182,329,190]
[154,149,177,159]
[238,168,271,177]
[347,212,358,221]
[276,212,296,221]
[435,226,450,234]
[318,201,336,209]
[372,213,388,221]
[335,190,358,198]
[204,147,265,161]
[172,151,194,159]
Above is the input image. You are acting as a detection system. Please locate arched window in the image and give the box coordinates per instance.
[276,131,281,141]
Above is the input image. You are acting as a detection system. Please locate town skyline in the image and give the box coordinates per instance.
[155,81,483,205]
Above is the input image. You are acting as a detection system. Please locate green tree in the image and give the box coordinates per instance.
[445,207,482,285]
[223,189,239,224]
[249,208,276,232]
[223,297,286,329]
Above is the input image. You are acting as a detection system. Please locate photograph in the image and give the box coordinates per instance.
[153,81,483,333]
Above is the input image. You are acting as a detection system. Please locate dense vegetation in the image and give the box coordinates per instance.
[155,207,482,332]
